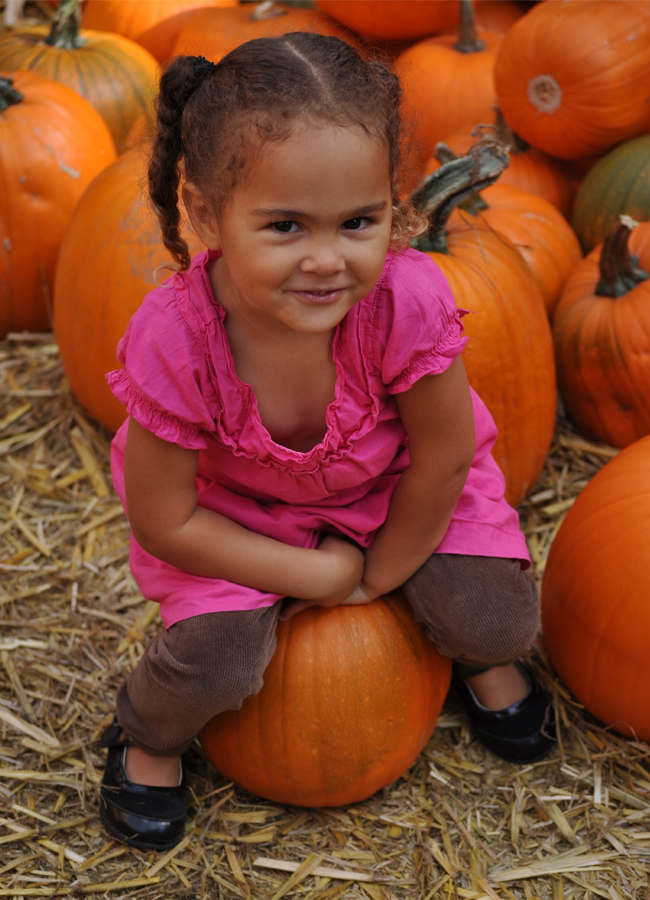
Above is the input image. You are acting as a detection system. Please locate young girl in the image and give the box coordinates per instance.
[100,33,555,852]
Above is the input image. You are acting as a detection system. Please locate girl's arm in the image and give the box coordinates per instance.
[361,356,476,597]
[123,418,363,602]
[281,356,476,618]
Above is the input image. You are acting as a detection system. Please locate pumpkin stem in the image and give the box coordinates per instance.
[250,1,286,21]
[595,216,650,298]
[495,106,528,154]
[45,0,85,50]
[434,143,490,216]
[0,75,23,112]
[410,137,509,253]
[454,0,484,54]
[434,142,457,166]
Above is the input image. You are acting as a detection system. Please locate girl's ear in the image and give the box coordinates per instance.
[182,182,221,249]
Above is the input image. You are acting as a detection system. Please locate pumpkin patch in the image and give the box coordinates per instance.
[0,0,159,154]
[7,0,650,829]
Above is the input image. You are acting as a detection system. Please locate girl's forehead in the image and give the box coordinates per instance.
[238,122,391,199]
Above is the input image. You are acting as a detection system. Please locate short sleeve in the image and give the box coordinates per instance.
[371,248,468,395]
[106,280,217,450]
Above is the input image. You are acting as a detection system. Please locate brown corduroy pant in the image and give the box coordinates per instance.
[116,554,540,756]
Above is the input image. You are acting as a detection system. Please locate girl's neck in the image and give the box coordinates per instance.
[208,256,339,452]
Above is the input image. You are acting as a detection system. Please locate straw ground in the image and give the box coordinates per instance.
[1,333,649,900]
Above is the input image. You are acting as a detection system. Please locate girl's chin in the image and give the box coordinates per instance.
[280,306,350,334]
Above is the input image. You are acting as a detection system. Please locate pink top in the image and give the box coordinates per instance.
[107,248,529,628]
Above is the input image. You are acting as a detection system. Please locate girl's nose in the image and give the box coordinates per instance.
[300,241,346,275]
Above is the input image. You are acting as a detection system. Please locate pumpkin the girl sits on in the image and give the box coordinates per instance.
[98,33,555,851]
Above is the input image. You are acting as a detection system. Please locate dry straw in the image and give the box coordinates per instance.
[1,333,649,900]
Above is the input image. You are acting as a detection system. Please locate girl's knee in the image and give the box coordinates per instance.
[133,607,280,713]
[403,554,540,665]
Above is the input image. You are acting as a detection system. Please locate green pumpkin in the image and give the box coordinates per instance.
[571,136,650,254]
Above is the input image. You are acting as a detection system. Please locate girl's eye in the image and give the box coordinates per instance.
[342,217,369,231]
[270,221,298,234]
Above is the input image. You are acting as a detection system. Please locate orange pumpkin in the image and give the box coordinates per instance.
[316,0,470,41]
[200,594,451,807]
[53,149,202,432]
[397,0,502,177]
[0,70,116,338]
[171,1,356,62]
[425,111,575,219]
[412,143,556,503]
[542,435,650,741]
[460,183,582,316]
[82,0,237,64]
[494,0,650,161]
[474,0,521,35]
[0,2,159,154]
[553,218,650,448]
[0,215,14,339]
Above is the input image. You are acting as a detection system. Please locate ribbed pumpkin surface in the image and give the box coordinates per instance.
[542,435,650,740]
[0,70,115,338]
[53,149,203,432]
[469,183,582,316]
[571,136,650,254]
[553,222,650,448]
[200,594,451,807]
[425,218,556,505]
[0,27,158,153]
[494,0,650,160]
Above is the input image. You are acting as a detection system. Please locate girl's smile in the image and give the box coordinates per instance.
[291,288,347,304]
[183,122,393,335]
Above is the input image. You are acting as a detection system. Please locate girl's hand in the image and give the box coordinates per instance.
[280,581,374,620]
[280,536,369,620]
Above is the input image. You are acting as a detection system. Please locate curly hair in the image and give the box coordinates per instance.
[149,32,427,270]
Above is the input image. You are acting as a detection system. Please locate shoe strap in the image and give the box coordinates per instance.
[99,718,134,748]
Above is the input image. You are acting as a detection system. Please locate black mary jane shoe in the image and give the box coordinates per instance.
[99,718,187,852]
[452,661,557,764]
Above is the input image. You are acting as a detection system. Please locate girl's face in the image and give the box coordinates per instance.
[186,122,393,335]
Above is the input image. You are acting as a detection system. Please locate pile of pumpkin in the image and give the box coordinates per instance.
[2,0,650,804]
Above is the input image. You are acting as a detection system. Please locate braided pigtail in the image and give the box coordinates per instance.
[149,55,216,271]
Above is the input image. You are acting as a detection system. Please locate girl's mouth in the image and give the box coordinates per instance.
[292,288,346,304]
